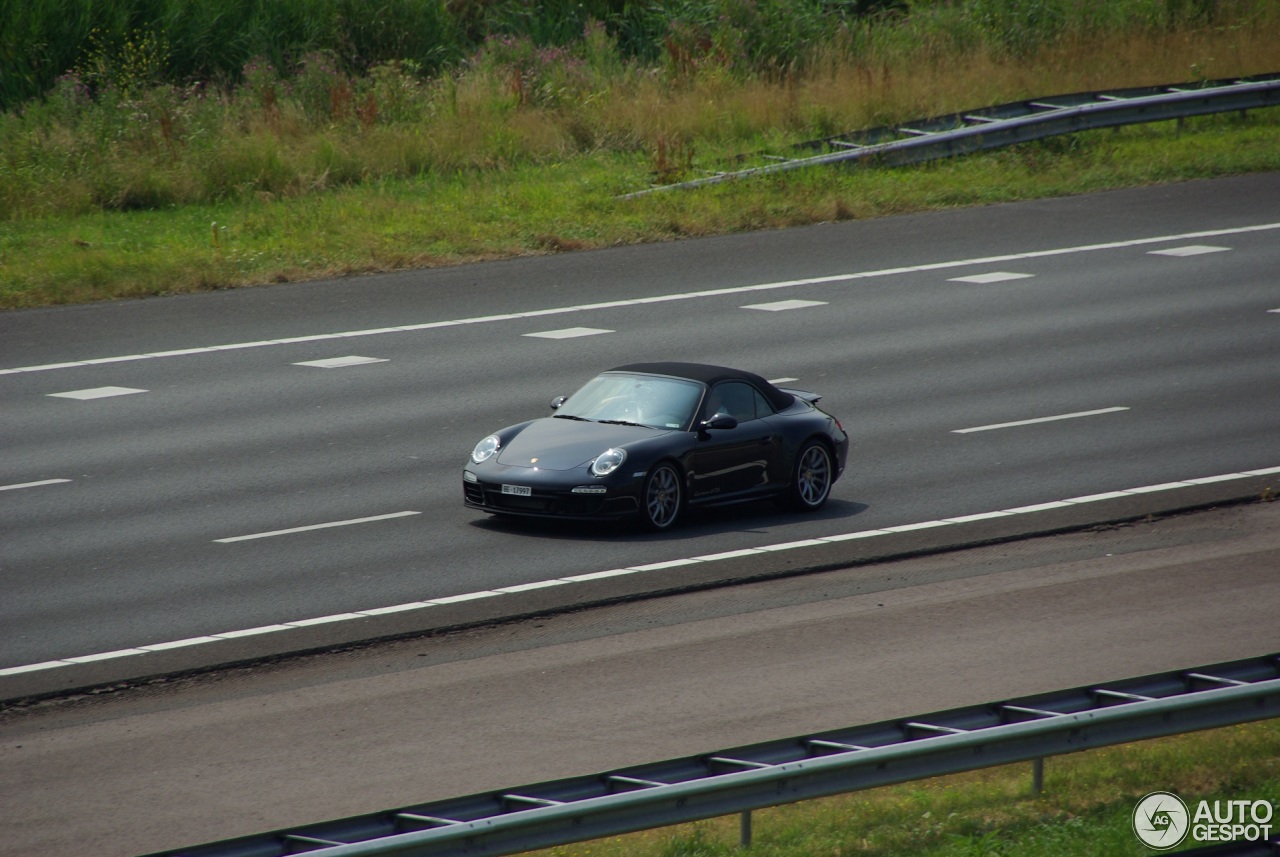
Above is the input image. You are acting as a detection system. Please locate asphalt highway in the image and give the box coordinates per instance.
[2,500,1277,857]
[1,173,1279,694]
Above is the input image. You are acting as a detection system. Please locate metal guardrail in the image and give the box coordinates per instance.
[148,654,1280,857]
[622,73,1280,197]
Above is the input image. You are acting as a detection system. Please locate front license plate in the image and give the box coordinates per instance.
[501,484,532,497]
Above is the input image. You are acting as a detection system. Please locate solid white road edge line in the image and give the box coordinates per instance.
[4,464,1278,678]
[3,222,1278,375]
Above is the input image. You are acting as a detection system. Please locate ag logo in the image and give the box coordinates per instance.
[1133,791,1190,850]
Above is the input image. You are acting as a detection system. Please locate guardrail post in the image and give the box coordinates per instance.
[740,809,752,848]
[1032,758,1045,795]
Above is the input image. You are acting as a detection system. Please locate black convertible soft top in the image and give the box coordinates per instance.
[609,362,796,412]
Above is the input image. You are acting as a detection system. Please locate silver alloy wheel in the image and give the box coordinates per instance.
[793,442,832,509]
[643,463,682,530]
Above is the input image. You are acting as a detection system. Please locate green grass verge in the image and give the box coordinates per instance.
[3,2,1276,310]
[520,719,1280,856]
[3,110,1277,310]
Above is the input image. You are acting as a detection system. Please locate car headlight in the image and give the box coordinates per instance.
[591,448,626,477]
[471,435,501,464]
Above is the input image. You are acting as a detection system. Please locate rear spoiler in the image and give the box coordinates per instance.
[779,387,822,405]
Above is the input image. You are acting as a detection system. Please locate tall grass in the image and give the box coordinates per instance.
[1,0,1277,307]
[2,0,1275,221]
[2,0,1273,110]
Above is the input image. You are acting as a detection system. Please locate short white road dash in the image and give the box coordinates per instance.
[48,386,148,400]
[768,377,799,385]
[215,511,421,543]
[294,356,389,368]
[741,299,829,312]
[0,478,72,492]
[523,327,614,340]
[1148,245,1230,257]
[953,407,1130,434]
[948,272,1035,284]
[6,465,1279,678]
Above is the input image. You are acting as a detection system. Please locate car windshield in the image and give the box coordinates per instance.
[557,373,703,430]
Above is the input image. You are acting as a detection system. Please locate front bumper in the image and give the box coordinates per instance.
[463,468,642,521]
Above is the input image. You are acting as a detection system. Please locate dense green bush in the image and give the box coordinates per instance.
[1,0,462,111]
[8,0,1235,111]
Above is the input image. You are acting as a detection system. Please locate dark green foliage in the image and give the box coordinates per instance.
[0,0,1018,110]
[1,0,1271,110]
[1,0,463,110]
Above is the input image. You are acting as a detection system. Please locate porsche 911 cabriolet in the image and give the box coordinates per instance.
[462,362,849,530]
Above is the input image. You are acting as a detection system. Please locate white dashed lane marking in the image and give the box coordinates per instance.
[214,511,422,543]
[294,356,389,368]
[523,327,614,339]
[953,407,1130,434]
[4,223,1276,376]
[0,478,71,492]
[6,464,1279,678]
[47,386,148,400]
[1148,245,1231,257]
[741,299,828,311]
[948,272,1034,284]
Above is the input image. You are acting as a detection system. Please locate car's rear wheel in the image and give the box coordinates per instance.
[785,440,833,511]
[642,462,683,531]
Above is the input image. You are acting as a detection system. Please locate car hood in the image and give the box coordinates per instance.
[497,418,663,471]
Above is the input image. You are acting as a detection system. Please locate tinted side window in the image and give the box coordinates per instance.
[751,387,775,417]
[708,382,770,422]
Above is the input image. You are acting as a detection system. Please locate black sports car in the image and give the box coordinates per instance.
[463,362,849,530]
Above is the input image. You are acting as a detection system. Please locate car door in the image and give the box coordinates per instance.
[688,381,784,501]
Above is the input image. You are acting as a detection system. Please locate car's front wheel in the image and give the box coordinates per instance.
[641,462,683,531]
[785,440,833,511]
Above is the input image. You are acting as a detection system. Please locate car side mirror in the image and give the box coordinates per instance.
[699,415,738,431]
[550,396,567,410]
